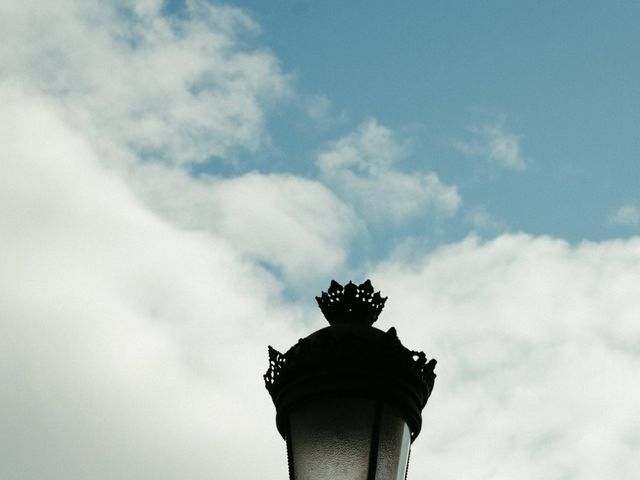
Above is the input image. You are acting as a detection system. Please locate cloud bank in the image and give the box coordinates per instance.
[131,164,358,282]
[0,85,299,479]
[375,234,640,479]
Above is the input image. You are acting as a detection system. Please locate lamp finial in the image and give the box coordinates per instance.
[315,279,387,326]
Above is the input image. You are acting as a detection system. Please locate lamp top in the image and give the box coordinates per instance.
[265,279,436,442]
[316,280,387,327]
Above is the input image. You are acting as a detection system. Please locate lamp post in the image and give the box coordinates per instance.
[264,280,436,480]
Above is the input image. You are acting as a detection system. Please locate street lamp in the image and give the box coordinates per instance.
[264,280,436,480]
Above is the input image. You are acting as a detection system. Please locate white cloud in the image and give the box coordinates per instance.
[610,204,640,227]
[316,119,461,223]
[130,164,359,282]
[372,234,640,479]
[0,84,304,480]
[303,94,332,120]
[455,120,526,170]
[0,0,290,165]
[465,205,506,231]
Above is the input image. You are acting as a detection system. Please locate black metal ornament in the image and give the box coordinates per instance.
[315,280,387,326]
[264,280,436,442]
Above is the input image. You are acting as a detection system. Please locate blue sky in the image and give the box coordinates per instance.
[195,0,640,245]
[2,1,639,479]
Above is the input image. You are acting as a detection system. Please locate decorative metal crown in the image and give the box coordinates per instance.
[316,280,387,326]
[264,279,436,441]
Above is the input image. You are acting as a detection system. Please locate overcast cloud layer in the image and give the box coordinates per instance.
[2,1,639,479]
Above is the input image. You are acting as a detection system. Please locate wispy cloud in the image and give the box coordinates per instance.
[610,204,640,227]
[454,119,526,171]
[0,0,290,165]
[465,206,506,232]
[302,94,332,121]
[316,119,462,223]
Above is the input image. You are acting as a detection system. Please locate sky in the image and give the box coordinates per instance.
[1,0,639,479]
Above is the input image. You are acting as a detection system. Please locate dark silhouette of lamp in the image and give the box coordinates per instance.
[265,280,436,480]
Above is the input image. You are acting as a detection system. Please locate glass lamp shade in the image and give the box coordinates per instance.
[287,396,412,480]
